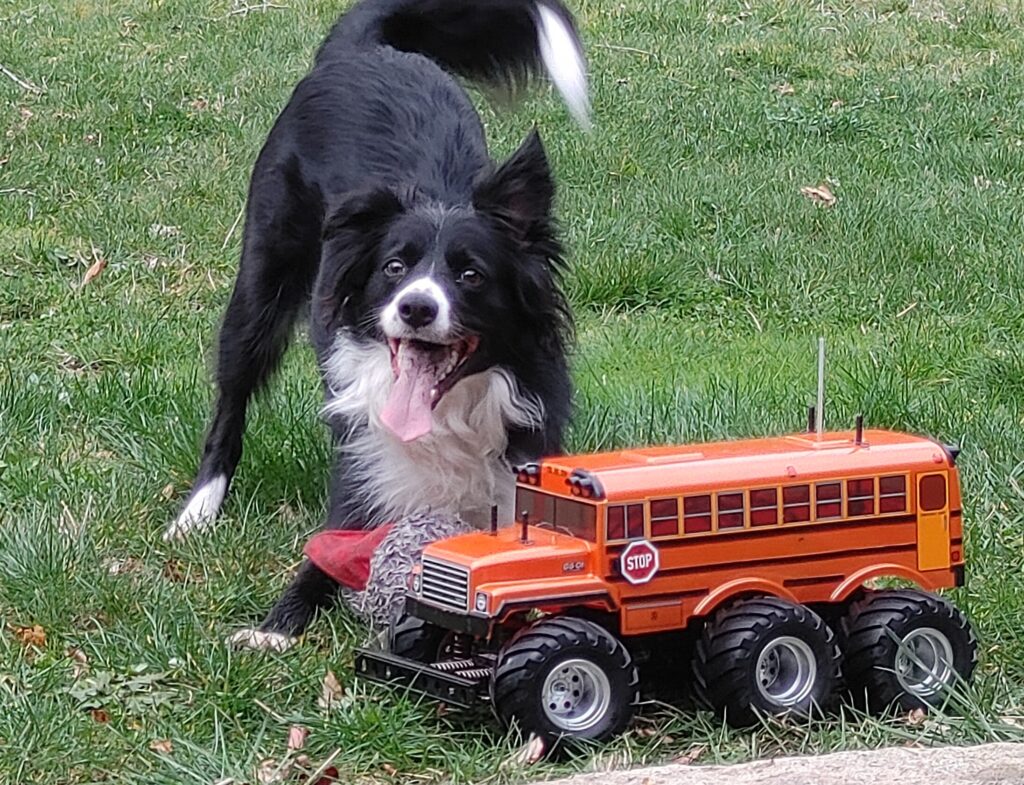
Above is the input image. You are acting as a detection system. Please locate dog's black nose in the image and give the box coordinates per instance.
[397,293,438,329]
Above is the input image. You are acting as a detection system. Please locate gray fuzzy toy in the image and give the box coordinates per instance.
[343,511,473,631]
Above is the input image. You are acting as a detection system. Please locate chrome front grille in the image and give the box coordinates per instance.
[420,556,469,611]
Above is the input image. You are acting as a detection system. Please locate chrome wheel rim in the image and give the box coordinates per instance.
[895,627,955,698]
[755,636,817,707]
[541,658,612,733]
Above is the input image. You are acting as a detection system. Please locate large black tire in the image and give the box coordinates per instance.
[694,597,842,727]
[389,615,448,663]
[491,617,639,744]
[843,589,977,713]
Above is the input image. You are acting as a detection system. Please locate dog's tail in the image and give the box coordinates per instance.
[319,0,590,128]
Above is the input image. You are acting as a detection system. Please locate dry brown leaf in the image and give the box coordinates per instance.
[104,556,143,576]
[162,559,187,582]
[673,745,706,765]
[800,182,837,207]
[149,738,174,754]
[318,670,344,711]
[67,646,89,678]
[90,708,111,723]
[381,763,398,776]
[160,483,176,501]
[82,256,107,286]
[13,623,46,649]
[256,758,286,785]
[907,708,927,726]
[287,725,308,752]
[503,733,546,768]
[773,81,795,96]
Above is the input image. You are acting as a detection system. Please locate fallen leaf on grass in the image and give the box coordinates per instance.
[318,670,344,711]
[67,647,90,679]
[162,559,187,582]
[90,708,111,723]
[906,708,927,726]
[81,256,107,286]
[257,758,285,784]
[12,623,46,649]
[104,557,143,576]
[149,738,174,754]
[149,223,181,239]
[772,81,795,96]
[673,745,706,765]
[504,733,546,768]
[160,483,176,501]
[800,182,837,207]
[287,725,308,752]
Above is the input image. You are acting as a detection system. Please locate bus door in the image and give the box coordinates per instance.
[917,472,950,570]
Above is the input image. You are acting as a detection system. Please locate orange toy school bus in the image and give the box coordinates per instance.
[356,426,977,743]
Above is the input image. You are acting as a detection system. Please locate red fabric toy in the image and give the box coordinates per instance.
[303,525,395,591]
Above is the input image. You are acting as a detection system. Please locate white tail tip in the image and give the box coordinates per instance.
[536,2,591,131]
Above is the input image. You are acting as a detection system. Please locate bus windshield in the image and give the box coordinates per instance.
[515,487,597,542]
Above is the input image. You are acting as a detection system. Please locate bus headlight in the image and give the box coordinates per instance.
[474,591,490,614]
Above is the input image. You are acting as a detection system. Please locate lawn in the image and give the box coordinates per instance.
[2,0,1024,782]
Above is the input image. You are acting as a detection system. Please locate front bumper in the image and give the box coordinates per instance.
[404,596,491,637]
[354,648,489,709]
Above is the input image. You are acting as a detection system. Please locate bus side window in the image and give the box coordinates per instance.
[607,505,625,540]
[815,482,841,519]
[626,504,644,539]
[783,485,810,522]
[650,498,679,537]
[880,475,907,512]
[683,495,712,533]
[750,488,778,526]
[717,492,744,529]
[847,478,875,516]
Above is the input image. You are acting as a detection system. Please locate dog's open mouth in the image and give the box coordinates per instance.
[380,336,480,442]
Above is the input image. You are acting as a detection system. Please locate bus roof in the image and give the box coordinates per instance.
[538,429,953,502]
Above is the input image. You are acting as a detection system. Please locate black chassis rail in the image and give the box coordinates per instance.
[354,648,488,709]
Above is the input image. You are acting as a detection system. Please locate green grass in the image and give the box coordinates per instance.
[3,0,1024,781]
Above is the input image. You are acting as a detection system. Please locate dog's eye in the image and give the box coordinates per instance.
[383,259,406,278]
[458,268,484,286]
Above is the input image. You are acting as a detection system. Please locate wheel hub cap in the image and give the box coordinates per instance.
[895,627,955,698]
[541,658,612,733]
[755,636,817,707]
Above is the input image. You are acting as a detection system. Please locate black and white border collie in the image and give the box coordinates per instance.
[165,0,588,650]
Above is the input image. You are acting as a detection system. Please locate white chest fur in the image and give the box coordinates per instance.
[321,335,543,526]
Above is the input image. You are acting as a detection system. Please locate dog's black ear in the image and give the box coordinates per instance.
[473,129,554,239]
[323,187,404,242]
[317,188,405,327]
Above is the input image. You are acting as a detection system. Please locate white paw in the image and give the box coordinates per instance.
[227,628,297,653]
[163,475,227,541]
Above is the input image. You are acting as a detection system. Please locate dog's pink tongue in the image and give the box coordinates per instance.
[381,346,436,442]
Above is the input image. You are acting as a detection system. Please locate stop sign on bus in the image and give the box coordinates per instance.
[620,540,660,585]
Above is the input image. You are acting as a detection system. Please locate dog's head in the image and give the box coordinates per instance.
[315,130,570,442]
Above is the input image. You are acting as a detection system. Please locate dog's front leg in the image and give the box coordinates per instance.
[227,560,341,652]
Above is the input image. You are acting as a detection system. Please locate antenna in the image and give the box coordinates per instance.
[815,337,825,440]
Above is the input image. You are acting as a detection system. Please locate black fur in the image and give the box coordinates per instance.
[182,0,580,640]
